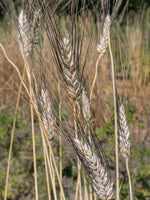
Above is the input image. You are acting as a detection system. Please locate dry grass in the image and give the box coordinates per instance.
[0,4,150,200]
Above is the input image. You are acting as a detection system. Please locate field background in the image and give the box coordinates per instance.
[0,1,150,200]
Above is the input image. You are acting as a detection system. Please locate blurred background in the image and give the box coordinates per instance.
[0,0,150,199]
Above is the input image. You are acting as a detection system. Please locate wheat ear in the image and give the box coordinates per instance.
[118,104,133,200]
[60,37,82,100]
[118,104,130,159]
[18,10,32,57]
[90,15,111,101]
[40,89,55,141]
[97,15,111,56]
[73,138,113,200]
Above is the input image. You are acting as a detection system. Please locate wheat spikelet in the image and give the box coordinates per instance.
[118,104,130,160]
[97,15,111,56]
[81,87,91,123]
[73,138,113,200]
[18,10,32,57]
[60,37,82,100]
[40,89,55,141]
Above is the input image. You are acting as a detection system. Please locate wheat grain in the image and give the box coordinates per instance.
[118,104,130,159]
[60,37,82,100]
[73,138,113,200]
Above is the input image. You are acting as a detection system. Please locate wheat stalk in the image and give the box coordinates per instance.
[0,43,65,200]
[19,9,40,200]
[107,25,120,200]
[4,66,25,200]
[60,37,82,100]
[73,138,113,200]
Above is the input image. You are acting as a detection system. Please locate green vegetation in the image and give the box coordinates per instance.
[95,102,150,199]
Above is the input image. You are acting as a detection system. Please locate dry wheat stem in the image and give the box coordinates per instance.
[39,117,66,200]
[0,43,31,98]
[40,128,57,200]
[83,169,89,200]
[126,159,133,200]
[4,66,25,200]
[58,82,63,200]
[108,29,119,200]
[31,104,39,200]
[74,139,113,200]
[19,20,39,199]
[41,132,51,200]
[0,44,65,199]
[74,102,83,200]
[90,53,103,102]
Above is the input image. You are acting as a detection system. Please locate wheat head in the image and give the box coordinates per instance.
[118,104,130,160]
[40,89,55,141]
[18,10,32,57]
[97,15,111,56]
[73,138,113,200]
[60,37,82,100]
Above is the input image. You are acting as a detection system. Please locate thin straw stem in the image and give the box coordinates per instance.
[126,159,133,200]
[21,44,39,200]
[83,171,89,200]
[31,105,39,200]
[90,54,103,101]
[58,82,63,200]
[74,102,82,200]
[41,130,57,200]
[108,30,119,200]
[0,43,65,200]
[0,43,30,99]
[4,66,25,200]
[42,136,51,200]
